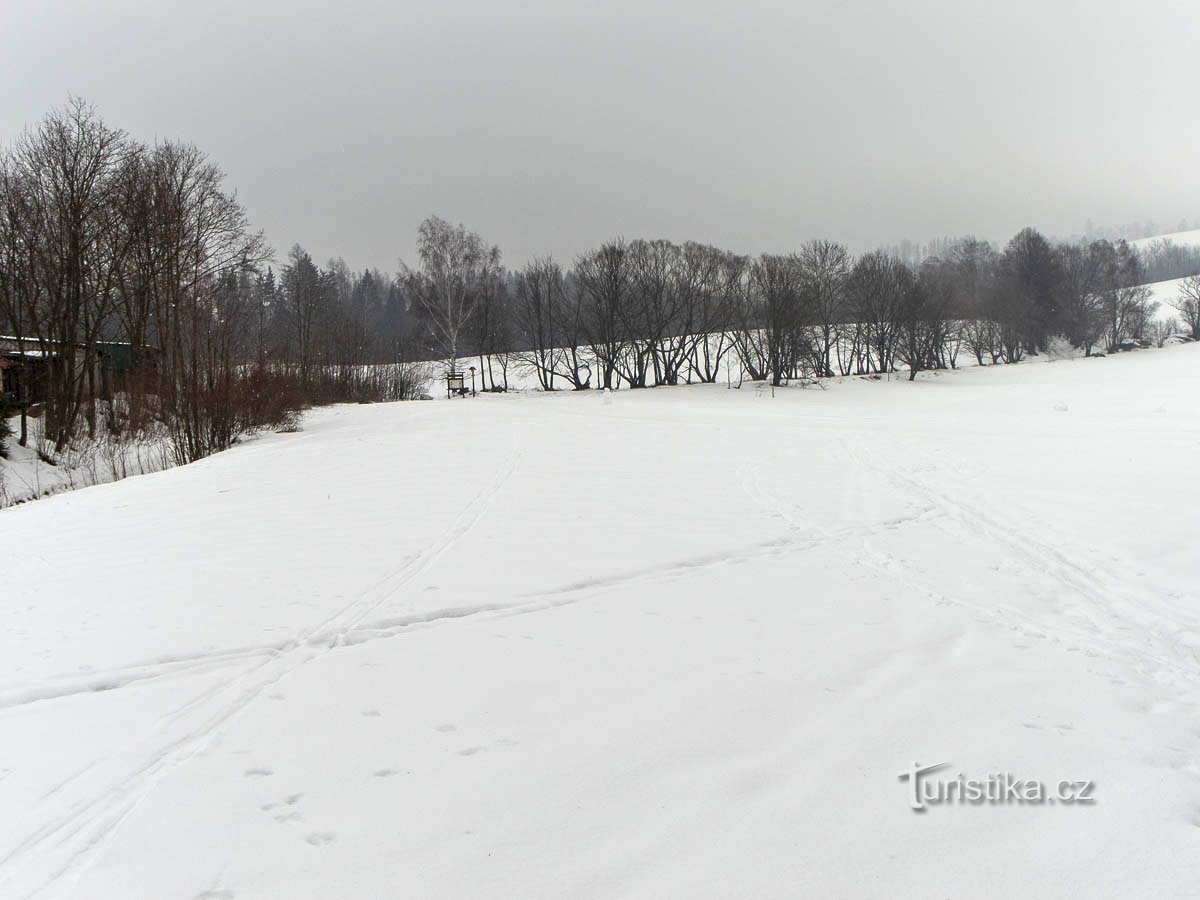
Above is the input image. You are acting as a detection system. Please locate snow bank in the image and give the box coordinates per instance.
[0,422,176,508]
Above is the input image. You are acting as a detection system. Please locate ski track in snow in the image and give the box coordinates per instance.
[842,432,1200,695]
[738,414,1200,816]
[1,507,945,717]
[0,445,523,898]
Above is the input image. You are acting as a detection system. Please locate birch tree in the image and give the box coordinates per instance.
[401,216,500,371]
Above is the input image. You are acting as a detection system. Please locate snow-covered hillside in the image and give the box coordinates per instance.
[1133,228,1200,251]
[2,346,1199,898]
[1145,275,1195,319]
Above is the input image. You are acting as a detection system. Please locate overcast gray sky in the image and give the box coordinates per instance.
[3,0,1197,271]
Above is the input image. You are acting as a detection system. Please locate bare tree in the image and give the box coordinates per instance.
[576,240,632,389]
[898,262,954,380]
[470,267,511,391]
[6,99,134,448]
[726,253,768,382]
[136,142,270,462]
[946,238,1000,366]
[848,252,908,373]
[1097,240,1152,349]
[0,155,37,445]
[1056,243,1104,354]
[1171,274,1200,339]
[1000,227,1062,353]
[751,254,809,386]
[961,318,1000,366]
[680,243,737,383]
[1147,317,1180,347]
[513,257,567,390]
[798,240,850,377]
[551,271,593,389]
[401,216,500,371]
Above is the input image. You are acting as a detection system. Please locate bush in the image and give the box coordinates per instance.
[303,361,433,405]
[235,366,307,434]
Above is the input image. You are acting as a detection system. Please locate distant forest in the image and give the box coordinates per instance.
[879,222,1200,280]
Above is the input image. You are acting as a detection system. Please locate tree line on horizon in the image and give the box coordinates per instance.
[405,217,1198,393]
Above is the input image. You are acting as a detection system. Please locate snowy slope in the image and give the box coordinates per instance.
[1133,228,1200,251]
[2,347,1199,899]
[0,426,174,507]
[1145,275,1195,320]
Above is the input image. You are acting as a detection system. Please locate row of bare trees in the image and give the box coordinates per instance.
[408,219,1179,390]
[0,101,427,464]
[0,100,274,460]
[1138,238,1200,284]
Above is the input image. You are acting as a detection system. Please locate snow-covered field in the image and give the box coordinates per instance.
[1132,228,1200,251]
[2,345,1199,898]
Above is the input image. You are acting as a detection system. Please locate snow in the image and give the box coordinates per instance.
[0,421,175,506]
[1132,228,1200,251]
[2,346,1200,898]
[1144,275,1195,321]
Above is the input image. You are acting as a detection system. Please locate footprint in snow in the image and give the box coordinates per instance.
[361,709,381,717]
[306,832,336,846]
[261,794,302,811]
[373,768,401,778]
[434,723,457,733]
[458,746,486,757]
[244,768,273,778]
